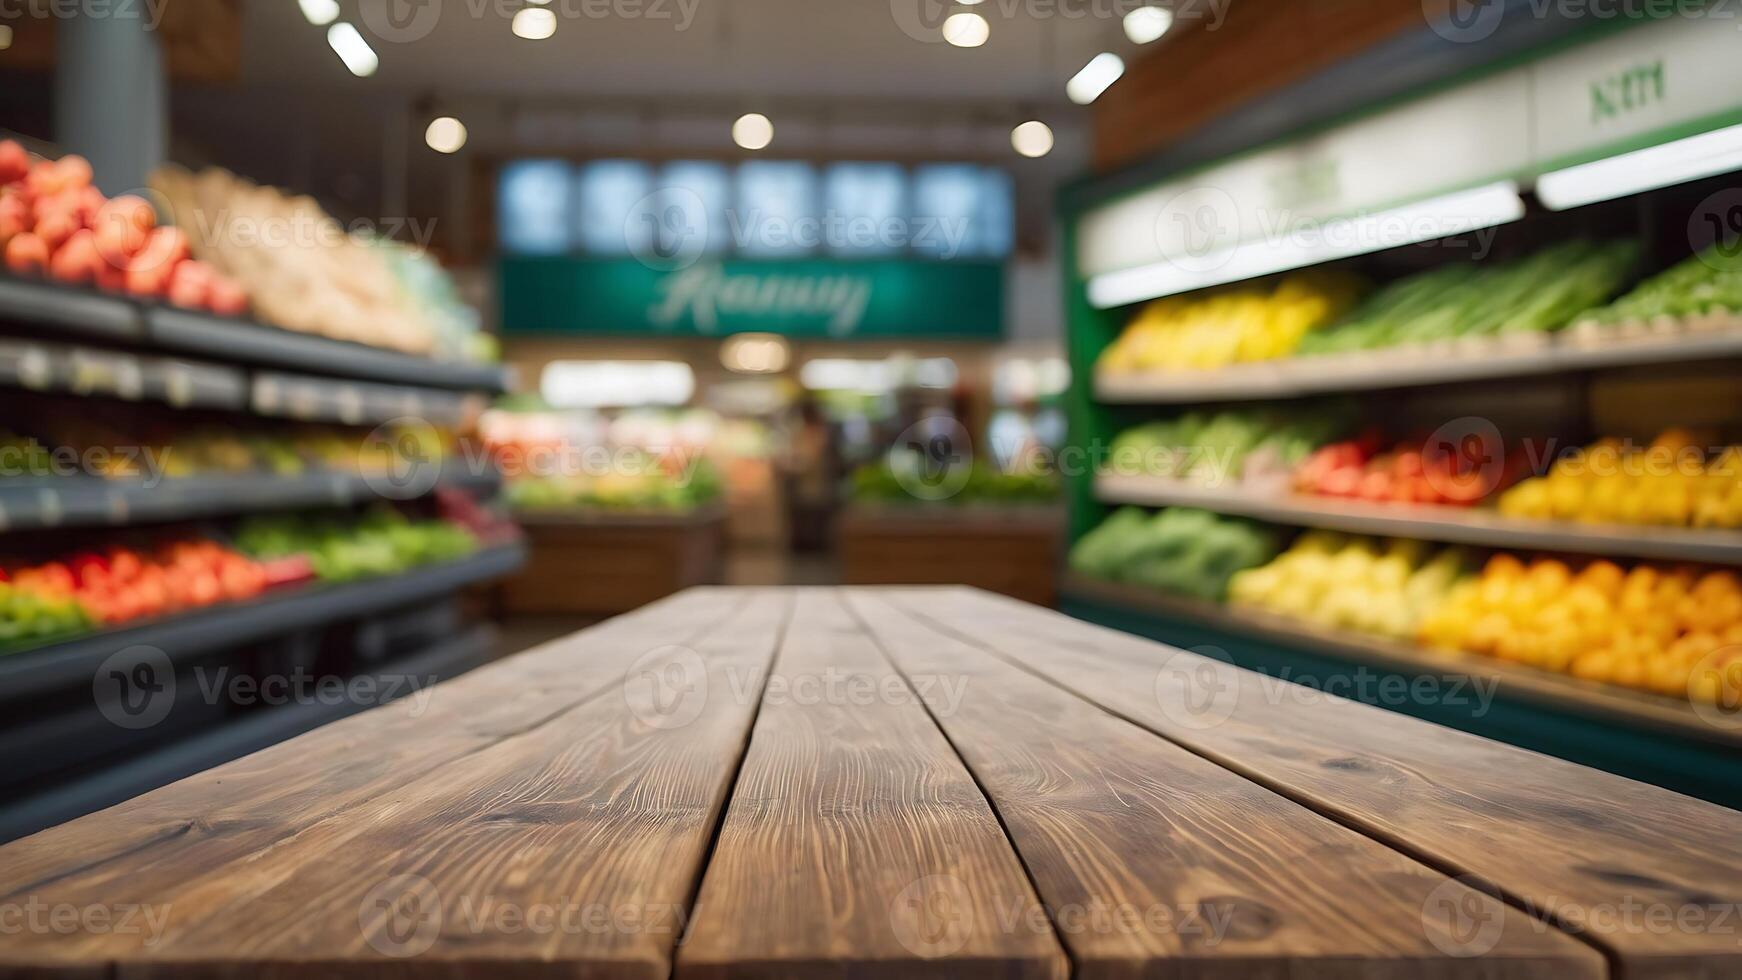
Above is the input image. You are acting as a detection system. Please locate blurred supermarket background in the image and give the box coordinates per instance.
[5,0,1742,837]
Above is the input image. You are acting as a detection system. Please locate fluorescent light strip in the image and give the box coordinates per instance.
[1537,121,1742,211]
[1086,181,1526,309]
[299,0,339,25]
[1067,53,1124,105]
[326,23,379,77]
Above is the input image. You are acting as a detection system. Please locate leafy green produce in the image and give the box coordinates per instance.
[1069,507,1281,601]
[1108,407,1346,484]
[506,457,722,513]
[235,505,477,583]
[850,459,1058,506]
[0,583,92,651]
[1584,242,1742,323]
[1299,240,1638,354]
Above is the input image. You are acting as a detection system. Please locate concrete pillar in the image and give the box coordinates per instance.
[54,14,168,194]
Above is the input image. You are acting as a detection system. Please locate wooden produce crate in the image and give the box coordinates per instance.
[497,505,726,616]
[838,505,1064,606]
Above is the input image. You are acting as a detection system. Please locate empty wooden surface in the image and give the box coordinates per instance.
[891,587,1742,980]
[1,586,1739,980]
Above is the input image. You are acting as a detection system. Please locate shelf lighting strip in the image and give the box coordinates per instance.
[1086,181,1527,310]
[1537,121,1742,212]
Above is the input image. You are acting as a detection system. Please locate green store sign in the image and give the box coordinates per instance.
[499,257,1004,339]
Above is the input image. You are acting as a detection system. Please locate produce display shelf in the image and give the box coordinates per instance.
[1095,474,1742,565]
[0,541,527,701]
[0,623,494,845]
[0,337,247,411]
[250,371,485,427]
[0,467,502,532]
[1059,572,1740,749]
[0,275,510,393]
[1094,323,1742,404]
[511,501,730,529]
[836,503,1065,533]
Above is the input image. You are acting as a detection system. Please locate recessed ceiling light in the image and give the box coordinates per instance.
[1123,5,1173,43]
[942,11,989,47]
[425,116,468,153]
[1011,120,1054,158]
[733,113,773,151]
[326,23,379,77]
[512,7,557,39]
[1066,52,1124,104]
[298,0,339,25]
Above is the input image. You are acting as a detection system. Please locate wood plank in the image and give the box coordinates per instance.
[676,589,1068,980]
[0,588,764,977]
[892,587,1742,980]
[845,590,1602,979]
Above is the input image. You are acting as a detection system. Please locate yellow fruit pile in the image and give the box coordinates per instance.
[1098,272,1362,374]
[1498,429,1742,528]
[1419,555,1742,703]
[1229,531,1467,640]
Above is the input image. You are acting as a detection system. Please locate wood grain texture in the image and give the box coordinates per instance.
[677,589,1068,980]
[845,590,1602,980]
[894,587,1742,980]
[0,588,765,978]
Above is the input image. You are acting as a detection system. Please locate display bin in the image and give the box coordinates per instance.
[498,505,728,616]
[838,505,1064,607]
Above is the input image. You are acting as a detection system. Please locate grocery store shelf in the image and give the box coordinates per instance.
[838,503,1065,532]
[512,501,729,529]
[0,541,526,701]
[0,467,502,532]
[0,337,247,410]
[146,306,510,392]
[1094,324,1742,404]
[1060,572,1741,748]
[0,275,510,393]
[250,370,485,427]
[0,623,494,845]
[1095,474,1742,564]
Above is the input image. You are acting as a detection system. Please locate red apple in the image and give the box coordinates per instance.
[5,232,48,275]
[48,229,100,285]
[56,155,93,190]
[93,195,155,268]
[0,140,28,186]
[33,207,78,252]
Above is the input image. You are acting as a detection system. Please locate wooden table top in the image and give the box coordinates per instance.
[3,586,1740,979]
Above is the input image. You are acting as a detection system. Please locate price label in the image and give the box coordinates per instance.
[163,365,196,408]
[35,487,62,528]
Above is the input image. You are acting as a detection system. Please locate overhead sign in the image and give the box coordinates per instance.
[499,257,1004,339]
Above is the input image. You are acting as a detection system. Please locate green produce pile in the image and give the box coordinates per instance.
[235,505,477,583]
[851,459,1059,506]
[0,583,91,649]
[1107,408,1346,484]
[1582,241,1742,324]
[1298,240,1639,355]
[506,458,722,513]
[1069,507,1281,601]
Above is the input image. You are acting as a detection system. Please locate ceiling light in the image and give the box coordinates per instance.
[298,0,339,25]
[1123,5,1173,43]
[1011,120,1054,158]
[512,7,557,39]
[733,113,774,151]
[942,11,989,47]
[1537,121,1742,211]
[721,333,791,374]
[1086,181,1527,308]
[540,361,695,408]
[1067,52,1124,104]
[326,23,379,77]
[425,116,467,153]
